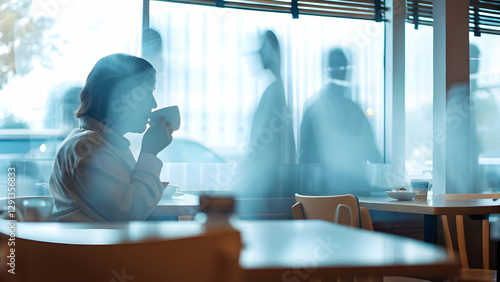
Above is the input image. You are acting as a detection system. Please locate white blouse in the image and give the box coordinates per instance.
[49,116,163,222]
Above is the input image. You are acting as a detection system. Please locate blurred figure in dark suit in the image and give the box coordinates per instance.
[299,48,381,195]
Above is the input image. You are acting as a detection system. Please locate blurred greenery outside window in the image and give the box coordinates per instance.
[0,0,142,196]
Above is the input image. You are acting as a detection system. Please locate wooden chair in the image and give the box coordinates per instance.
[292,193,374,230]
[434,193,499,281]
[292,194,431,282]
[0,228,243,282]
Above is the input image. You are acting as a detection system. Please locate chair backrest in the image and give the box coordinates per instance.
[292,194,361,228]
[1,228,243,282]
[437,193,500,270]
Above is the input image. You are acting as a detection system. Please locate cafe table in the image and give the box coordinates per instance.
[148,192,199,219]
[489,215,500,281]
[358,196,500,243]
[0,219,457,281]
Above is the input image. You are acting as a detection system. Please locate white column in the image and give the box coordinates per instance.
[433,0,471,194]
[385,0,406,186]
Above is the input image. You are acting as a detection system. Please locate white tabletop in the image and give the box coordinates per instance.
[235,220,456,280]
[148,193,200,218]
[359,196,500,215]
[0,219,457,280]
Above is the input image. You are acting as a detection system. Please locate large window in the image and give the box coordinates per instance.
[0,0,142,131]
[0,0,142,196]
[404,22,500,193]
[470,34,500,192]
[405,24,433,180]
[148,1,385,192]
[1,0,386,196]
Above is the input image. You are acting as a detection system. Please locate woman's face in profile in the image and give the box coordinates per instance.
[108,73,157,134]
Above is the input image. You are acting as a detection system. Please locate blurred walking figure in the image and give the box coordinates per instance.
[446,44,491,193]
[299,48,381,195]
[45,85,83,133]
[232,30,295,198]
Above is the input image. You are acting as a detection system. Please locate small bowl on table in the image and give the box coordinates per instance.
[385,189,416,201]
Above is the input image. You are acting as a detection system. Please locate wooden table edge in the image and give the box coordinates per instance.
[243,261,458,281]
[359,199,500,215]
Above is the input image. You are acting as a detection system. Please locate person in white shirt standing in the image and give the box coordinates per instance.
[49,53,174,222]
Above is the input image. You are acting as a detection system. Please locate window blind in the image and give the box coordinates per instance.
[406,0,500,36]
[152,0,387,21]
[470,0,500,36]
[406,0,432,29]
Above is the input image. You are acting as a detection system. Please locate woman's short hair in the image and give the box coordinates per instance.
[75,53,155,122]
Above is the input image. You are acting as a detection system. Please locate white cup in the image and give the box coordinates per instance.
[162,182,180,197]
[410,180,432,201]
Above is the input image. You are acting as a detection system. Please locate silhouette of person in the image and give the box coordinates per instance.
[142,28,164,74]
[469,44,485,192]
[232,30,295,198]
[447,44,496,193]
[45,85,83,133]
[470,44,500,156]
[446,83,479,194]
[299,48,381,196]
[50,53,174,222]
[470,44,480,88]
